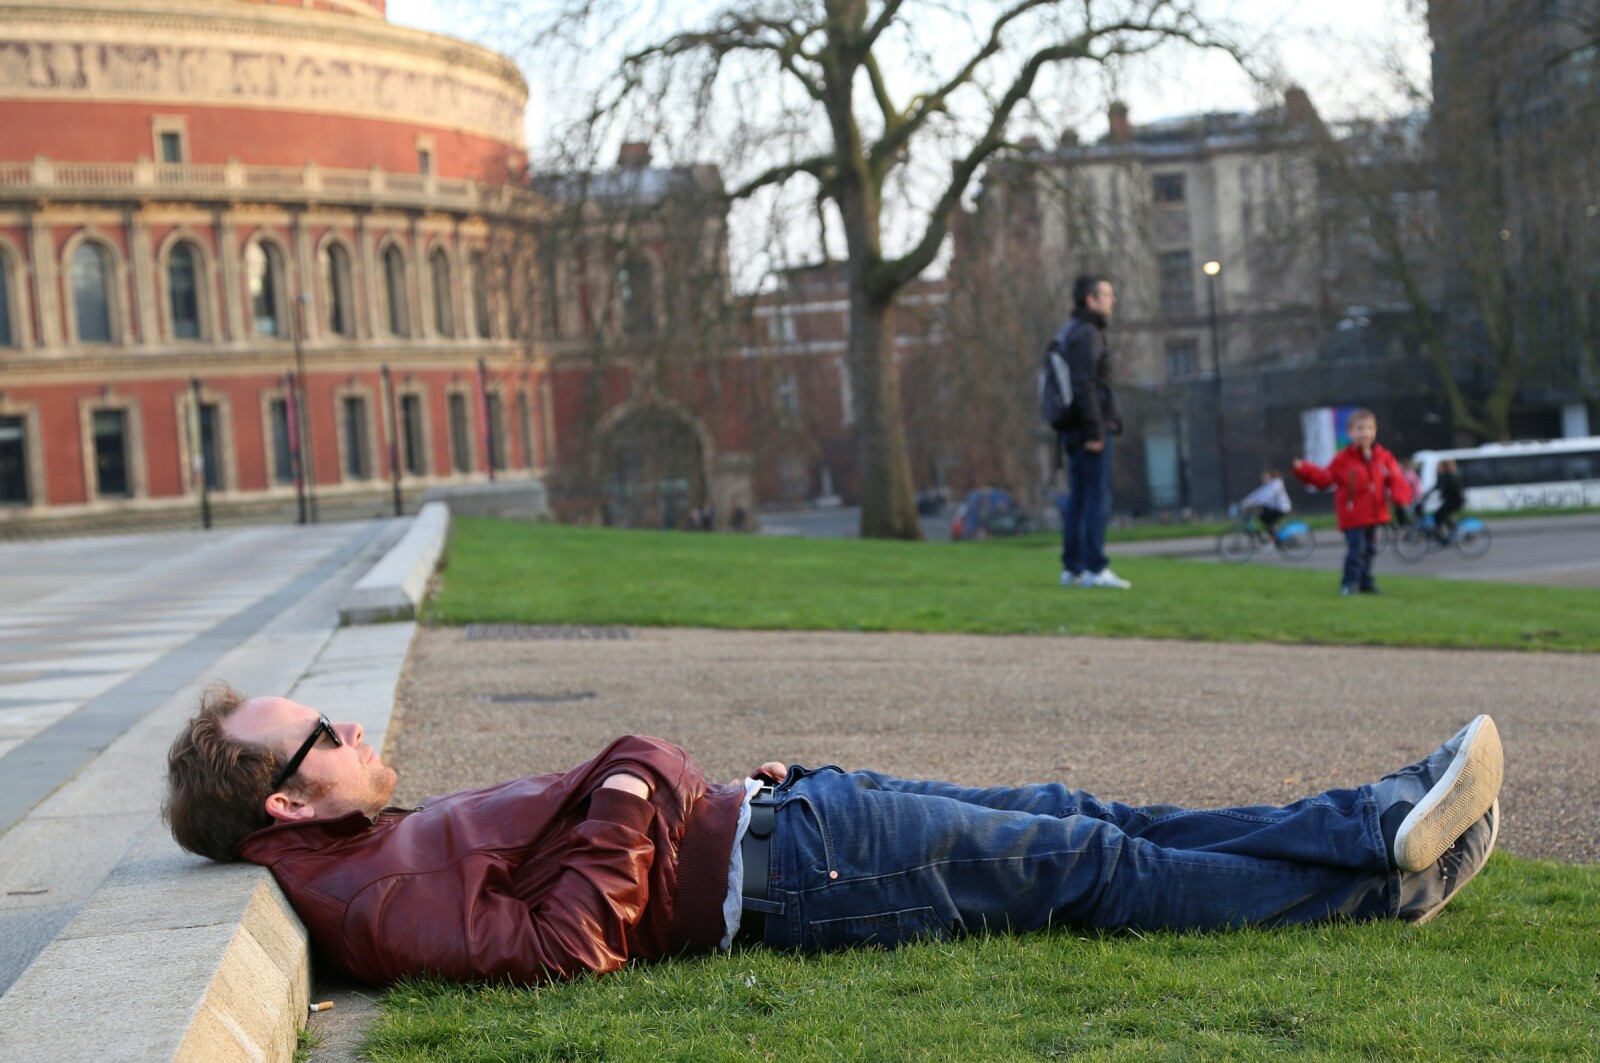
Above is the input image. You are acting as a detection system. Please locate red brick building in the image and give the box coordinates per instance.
[0,0,544,527]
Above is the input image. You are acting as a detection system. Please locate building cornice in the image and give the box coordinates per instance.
[0,158,549,218]
[0,0,529,145]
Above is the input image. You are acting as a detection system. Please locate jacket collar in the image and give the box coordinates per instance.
[1071,307,1108,330]
[234,807,398,863]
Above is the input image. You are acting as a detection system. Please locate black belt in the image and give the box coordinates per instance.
[740,785,778,902]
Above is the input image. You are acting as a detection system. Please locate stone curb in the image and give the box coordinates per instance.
[339,502,450,625]
[0,622,416,1063]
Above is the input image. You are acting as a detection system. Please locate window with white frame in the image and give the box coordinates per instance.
[167,242,203,340]
[430,248,454,337]
[71,243,116,344]
[246,240,287,337]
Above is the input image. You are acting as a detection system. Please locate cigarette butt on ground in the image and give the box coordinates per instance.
[309,1001,334,1013]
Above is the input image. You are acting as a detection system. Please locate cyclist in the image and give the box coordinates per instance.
[1423,459,1465,543]
[1238,468,1292,548]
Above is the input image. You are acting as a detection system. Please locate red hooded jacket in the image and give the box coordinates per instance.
[235,735,744,985]
[1292,444,1413,530]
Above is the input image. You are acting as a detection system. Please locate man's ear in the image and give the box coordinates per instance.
[264,790,318,822]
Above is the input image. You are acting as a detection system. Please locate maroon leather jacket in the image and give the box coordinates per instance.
[236,735,744,985]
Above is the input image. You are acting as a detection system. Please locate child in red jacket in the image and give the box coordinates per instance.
[1292,409,1413,596]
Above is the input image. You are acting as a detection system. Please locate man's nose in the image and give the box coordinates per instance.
[339,721,363,746]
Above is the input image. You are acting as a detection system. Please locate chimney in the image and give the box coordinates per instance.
[1017,134,1042,152]
[1108,102,1132,143]
[1284,86,1318,126]
[617,141,652,169]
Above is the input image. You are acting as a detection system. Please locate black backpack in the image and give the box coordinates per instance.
[1038,319,1081,433]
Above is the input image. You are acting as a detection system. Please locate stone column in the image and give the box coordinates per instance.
[27,212,60,348]
[407,217,424,339]
[356,213,377,340]
[128,210,159,346]
[291,209,317,342]
[216,210,245,342]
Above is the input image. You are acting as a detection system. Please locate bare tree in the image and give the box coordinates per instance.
[523,0,1238,538]
[1318,0,1600,442]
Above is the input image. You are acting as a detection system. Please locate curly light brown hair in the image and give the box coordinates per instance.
[163,684,285,862]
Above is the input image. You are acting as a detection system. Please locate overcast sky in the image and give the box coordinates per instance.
[385,0,1433,147]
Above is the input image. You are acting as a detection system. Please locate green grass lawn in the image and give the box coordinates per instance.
[427,517,1600,651]
[367,856,1600,1062]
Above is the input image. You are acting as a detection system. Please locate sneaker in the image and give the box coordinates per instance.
[1081,568,1131,589]
[1340,585,1355,597]
[1376,715,1504,872]
[1397,800,1499,925]
[1060,571,1081,587]
[1359,585,1381,595]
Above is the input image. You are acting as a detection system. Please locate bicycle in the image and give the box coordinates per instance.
[1392,512,1491,563]
[1216,506,1316,563]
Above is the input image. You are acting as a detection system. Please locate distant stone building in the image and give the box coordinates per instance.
[0,0,540,528]
[960,91,1331,513]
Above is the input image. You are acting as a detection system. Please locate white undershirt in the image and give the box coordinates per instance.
[720,777,764,949]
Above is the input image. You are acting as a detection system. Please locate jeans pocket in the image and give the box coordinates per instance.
[808,906,953,951]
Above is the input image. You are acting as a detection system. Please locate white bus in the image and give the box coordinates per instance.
[1410,436,1600,512]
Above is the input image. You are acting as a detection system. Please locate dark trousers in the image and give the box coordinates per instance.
[758,765,1398,952]
[1342,526,1379,591]
[1061,437,1113,576]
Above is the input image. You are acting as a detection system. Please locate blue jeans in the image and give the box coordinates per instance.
[1342,526,1378,591]
[756,766,1399,951]
[1061,437,1113,575]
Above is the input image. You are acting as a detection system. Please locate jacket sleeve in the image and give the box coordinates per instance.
[1291,459,1334,490]
[341,787,658,985]
[1062,323,1105,441]
[1384,455,1414,506]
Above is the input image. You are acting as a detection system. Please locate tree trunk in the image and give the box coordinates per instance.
[850,283,923,539]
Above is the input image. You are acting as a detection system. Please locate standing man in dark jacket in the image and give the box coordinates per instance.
[1057,275,1128,588]
[163,687,1503,986]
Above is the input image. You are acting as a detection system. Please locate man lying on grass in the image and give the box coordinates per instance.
[164,688,1503,986]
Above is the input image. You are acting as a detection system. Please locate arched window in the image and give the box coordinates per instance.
[618,255,655,336]
[71,243,114,344]
[246,240,285,337]
[322,243,354,337]
[430,248,454,337]
[469,251,492,339]
[383,245,409,336]
[167,242,202,340]
[0,252,14,347]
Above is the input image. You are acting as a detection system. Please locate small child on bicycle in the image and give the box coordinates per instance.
[1292,409,1413,596]
[1239,468,1292,543]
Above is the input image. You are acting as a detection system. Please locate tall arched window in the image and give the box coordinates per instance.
[167,242,202,340]
[430,248,454,337]
[71,243,114,344]
[383,245,409,336]
[246,240,285,337]
[0,253,14,347]
[470,251,492,339]
[322,243,354,338]
[618,255,655,336]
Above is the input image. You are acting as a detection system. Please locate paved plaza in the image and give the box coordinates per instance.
[0,520,406,994]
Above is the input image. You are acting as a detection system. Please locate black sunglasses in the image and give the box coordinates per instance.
[272,713,343,790]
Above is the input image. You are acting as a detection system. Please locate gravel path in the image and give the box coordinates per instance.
[389,627,1599,863]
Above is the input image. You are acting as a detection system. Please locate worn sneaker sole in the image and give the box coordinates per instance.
[1393,715,1503,872]
[1410,799,1500,926]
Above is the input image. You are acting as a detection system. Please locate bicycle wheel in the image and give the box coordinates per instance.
[1455,525,1491,558]
[1393,526,1431,563]
[1216,527,1255,563]
[1371,522,1395,555]
[1277,528,1315,562]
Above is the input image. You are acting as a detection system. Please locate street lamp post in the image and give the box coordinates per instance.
[1203,260,1228,511]
[291,292,318,523]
